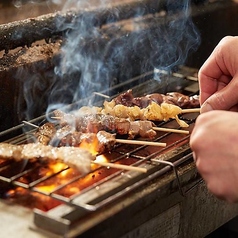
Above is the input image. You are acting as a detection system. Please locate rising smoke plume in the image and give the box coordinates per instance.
[15,0,200,120]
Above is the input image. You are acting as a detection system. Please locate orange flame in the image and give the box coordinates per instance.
[78,133,99,156]
[36,185,57,193]
[34,135,109,194]
[36,162,71,192]
[46,162,68,176]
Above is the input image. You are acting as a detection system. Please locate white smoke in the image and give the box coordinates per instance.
[44,0,200,116]
[16,0,200,120]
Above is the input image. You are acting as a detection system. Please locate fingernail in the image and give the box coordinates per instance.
[201,102,213,113]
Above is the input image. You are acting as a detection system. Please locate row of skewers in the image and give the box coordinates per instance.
[0,90,200,174]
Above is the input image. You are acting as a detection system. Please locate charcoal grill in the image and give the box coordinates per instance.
[0,68,199,236]
[0,69,238,238]
[1,0,238,238]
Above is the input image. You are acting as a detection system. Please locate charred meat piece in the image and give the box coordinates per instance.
[53,110,77,127]
[51,125,83,147]
[34,122,57,145]
[76,114,104,133]
[129,121,157,139]
[114,89,134,107]
[132,93,164,108]
[114,118,131,135]
[80,131,116,155]
[96,131,116,153]
[163,92,200,108]
[53,130,116,155]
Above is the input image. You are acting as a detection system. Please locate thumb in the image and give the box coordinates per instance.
[201,78,238,113]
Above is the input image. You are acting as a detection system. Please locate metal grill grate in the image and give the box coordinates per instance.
[0,116,195,208]
[0,69,199,236]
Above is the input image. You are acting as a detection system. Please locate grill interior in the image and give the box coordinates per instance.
[0,68,199,236]
[0,68,198,235]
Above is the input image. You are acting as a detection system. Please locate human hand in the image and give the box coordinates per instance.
[199,36,238,113]
[190,110,238,202]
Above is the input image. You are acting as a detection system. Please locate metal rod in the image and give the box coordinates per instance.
[153,159,185,196]
[22,120,39,128]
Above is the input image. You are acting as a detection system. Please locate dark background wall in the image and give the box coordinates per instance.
[187,1,238,68]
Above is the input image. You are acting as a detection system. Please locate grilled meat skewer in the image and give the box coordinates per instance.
[113,89,200,109]
[0,141,149,173]
[57,99,190,127]
[51,112,164,138]
[33,125,119,153]
[35,116,158,147]
[34,124,166,154]
[34,122,57,145]
[0,143,93,173]
[56,130,117,154]
[53,90,198,127]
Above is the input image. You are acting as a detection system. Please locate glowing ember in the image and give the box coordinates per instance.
[95,155,108,163]
[91,155,108,170]
[35,166,76,193]
[36,184,56,193]
[47,162,68,175]
[78,133,99,156]
[6,188,19,198]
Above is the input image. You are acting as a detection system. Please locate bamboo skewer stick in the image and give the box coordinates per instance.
[115,139,166,147]
[181,108,201,113]
[22,120,39,128]
[51,117,61,120]
[92,161,147,173]
[93,92,110,99]
[152,127,189,134]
